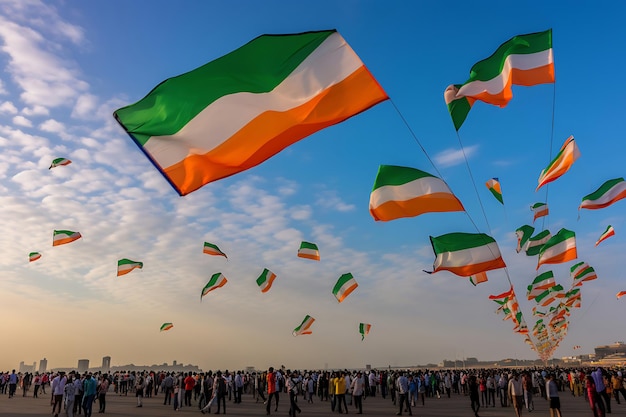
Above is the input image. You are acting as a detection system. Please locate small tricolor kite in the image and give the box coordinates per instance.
[332,273,358,303]
[570,262,597,287]
[429,232,506,277]
[515,225,535,253]
[201,272,227,300]
[369,165,464,221]
[531,203,549,223]
[49,158,71,169]
[117,258,143,276]
[256,268,277,293]
[444,29,554,131]
[359,323,371,341]
[469,271,488,286]
[485,178,503,204]
[297,241,320,261]
[579,178,626,211]
[203,242,227,258]
[113,30,388,196]
[292,315,315,336]
[595,225,615,247]
[52,230,82,246]
[160,322,173,332]
[525,230,551,256]
[617,291,626,300]
[536,136,580,191]
[537,228,577,270]
[29,252,42,262]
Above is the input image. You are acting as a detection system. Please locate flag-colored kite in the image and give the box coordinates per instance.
[113,30,388,196]
[160,323,173,332]
[49,158,71,169]
[430,232,506,277]
[579,178,626,211]
[527,271,556,301]
[531,203,549,223]
[359,323,371,341]
[489,286,515,303]
[292,315,315,336]
[52,230,82,246]
[469,271,488,286]
[516,225,535,253]
[485,178,504,204]
[201,272,228,300]
[297,241,320,261]
[29,252,42,262]
[203,242,227,258]
[537,228,577,269]
[369,165,464,221]
[617,291,626,299]
[595,225,615,247]
[525,230,551,256]
[117,259,143,276]
[444,29,554,130]
[332,273,358,303]
[256,268,277,293]
[570,261,597,287]
[536,136,580,191]
[535,284,564,307]
[564,288,581,308]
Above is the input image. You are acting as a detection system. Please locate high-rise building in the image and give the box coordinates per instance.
[102,356,111,370]
[39,358,48,373]
[77,359,89,372]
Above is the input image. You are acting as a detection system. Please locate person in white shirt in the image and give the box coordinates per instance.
[51,372,67,417]
[508,372,524,417]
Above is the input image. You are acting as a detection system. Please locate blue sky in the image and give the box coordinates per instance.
[1,0,625,371]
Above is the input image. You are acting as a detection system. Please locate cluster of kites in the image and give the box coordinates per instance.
[30,28,626,358]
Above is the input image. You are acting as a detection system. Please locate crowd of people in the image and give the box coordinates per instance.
[1,365,625,416]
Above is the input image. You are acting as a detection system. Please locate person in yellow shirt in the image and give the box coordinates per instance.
[334,372,348,414]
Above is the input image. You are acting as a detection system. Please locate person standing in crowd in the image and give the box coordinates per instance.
[234,370,244,404]
[97,374,109,413]
[508,372,524,417]
[522,371,534,412]
[33,372,41,398]
[214,370,227,415]
[469,375,480,417]
[396,371,411,416]
[82,374,97,417]
[612,371,626,404]
[51,371,67,417]
[135,372,145,408]
[593,368,610,415]
[546,373,562,417]
[64,374,77,417]
[498,372,509,407]
[183,372,195,407]
[8,369,18,398]
[334,371,348,414]
[73,373,84,416]
[163,372,174,406]
[286,371,301,417]
[351,371,365,414]
[586,374,604,417]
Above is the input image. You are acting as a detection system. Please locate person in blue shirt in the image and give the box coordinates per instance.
[82,374,97,417]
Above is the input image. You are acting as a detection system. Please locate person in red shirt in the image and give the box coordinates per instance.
[183,372,195,407]
[266,367,277,415]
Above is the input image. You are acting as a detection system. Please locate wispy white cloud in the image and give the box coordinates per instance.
[434,144,478,167]
[315,189,356,212]
[22,104,49,116]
